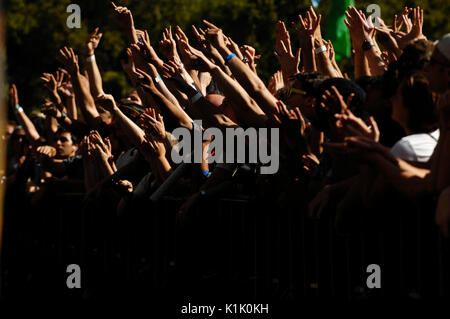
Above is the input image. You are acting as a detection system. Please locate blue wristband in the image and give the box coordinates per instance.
[225,53,236,64]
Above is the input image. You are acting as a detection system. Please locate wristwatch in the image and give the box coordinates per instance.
[362,40,375,51]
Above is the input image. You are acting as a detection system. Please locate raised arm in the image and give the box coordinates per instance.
[203,22,279,116]
[57,46,103,130]
[85,27,105,99]
[110,1,138,44]
[9,84,41,145]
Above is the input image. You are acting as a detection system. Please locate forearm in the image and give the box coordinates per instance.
[209,65,267,127]
[354,50,371,79]
[111,106,146,146]
[86,56,105,99]
[217,45,278,116]
[300,37,316,72]
[72,72,100,128]
[366,46,386,76]
[140,84,193,129]
[151,156,172,185]
[97,157,116,179]
[369,152,430,198]
[146,64,181,108]
[14,109,40,145]
[313,41,340,78]
[66,95,77,120]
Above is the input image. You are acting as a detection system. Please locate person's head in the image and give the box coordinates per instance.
[424,33,450,93]
[280,72,328,118]
[54,130,78,159]
[383,39,435,99]
[96,105,113,125]
[390,72,438,134]
[356,76,391,116]
[123,89,142,106]
[9,126,28,157]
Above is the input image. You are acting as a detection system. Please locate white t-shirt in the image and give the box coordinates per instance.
[390,129,440,162]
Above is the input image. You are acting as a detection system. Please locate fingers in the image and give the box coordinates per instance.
[202,19,219,30]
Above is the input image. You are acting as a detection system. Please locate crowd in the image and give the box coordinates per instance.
[2,2,450,299]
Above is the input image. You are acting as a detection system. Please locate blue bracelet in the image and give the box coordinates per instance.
[225,53,236,64]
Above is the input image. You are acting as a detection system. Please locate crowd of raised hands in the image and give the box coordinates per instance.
[4,2,450,237]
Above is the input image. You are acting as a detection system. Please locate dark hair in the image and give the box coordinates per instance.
[400,73,437,133]
[293,72,329,97]
[355,76,383,92]
[56,128,78,145]
[382,39,434,99]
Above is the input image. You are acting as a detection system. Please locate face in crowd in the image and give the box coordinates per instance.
[54,131,77,159]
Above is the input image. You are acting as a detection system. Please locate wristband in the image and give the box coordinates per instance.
[225,53,237,64]
[15,104,23,113]
[154,75,162,83]
[59,111,68,122]
[190,92,203,104]
[86,55,96,62]
[314,45,327,54]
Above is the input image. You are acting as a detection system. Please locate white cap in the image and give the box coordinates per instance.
[435,33,450,62]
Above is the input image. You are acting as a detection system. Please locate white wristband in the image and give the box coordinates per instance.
[154,75,162,83]
[190,92,203,104]
[314,45,327,54]
[15,104,23,113]
[86,55,96,62]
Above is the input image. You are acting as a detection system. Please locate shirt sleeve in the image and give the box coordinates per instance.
[390,139,417,162]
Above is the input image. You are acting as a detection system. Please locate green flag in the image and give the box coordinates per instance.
[325,0,355,60]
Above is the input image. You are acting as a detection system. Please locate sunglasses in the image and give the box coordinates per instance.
[287,87,308,98]
[56,137,69,143]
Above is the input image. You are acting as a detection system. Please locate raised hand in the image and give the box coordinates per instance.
[86,27,103,56]
[274,24,301,78]
[10,84,19,108]
[55,70,74,98]
[292,6,322,47]
[110,1,134,32]
[130,67,155,89]
[159,26,180,62]
[191,25,208,51]
[403,7,425,42]
[89,130,114,163]
[140,132,166,160]
[41,102,62,119]
[344,6,373,47]
[204,26,226,50]
[175,26,196,69]
[268,71,285,96]
[334,109,380,141]
[137,108,166,141]
[95,94,118,113]
[57,46,79,75]
[319,85,352,115]
[134,30,164,69]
